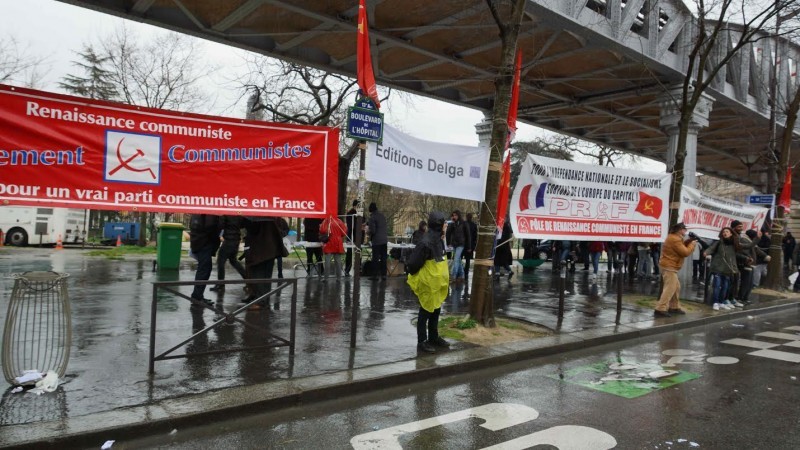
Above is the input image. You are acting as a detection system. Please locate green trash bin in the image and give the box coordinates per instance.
[156,222,185,270]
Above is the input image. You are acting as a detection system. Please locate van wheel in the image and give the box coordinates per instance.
[538,251,549,261]
[7,228,28,246]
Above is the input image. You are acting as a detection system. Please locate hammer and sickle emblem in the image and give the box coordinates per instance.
[643,199,654,212]
[108,138,156,179]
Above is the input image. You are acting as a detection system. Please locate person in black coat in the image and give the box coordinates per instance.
[464,213,478,281]
[405,211,450,353]
[242,217,288,310]
[493,220,514,280]
[189,214,220,303]
[344,200,360,276]
[303,217,324,276]
[211,215,246,291]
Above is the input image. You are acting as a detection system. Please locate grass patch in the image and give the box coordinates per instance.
[498,320,524,330]
[86,245,158,259]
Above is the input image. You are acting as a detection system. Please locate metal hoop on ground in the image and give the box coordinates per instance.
[2,271,72,384]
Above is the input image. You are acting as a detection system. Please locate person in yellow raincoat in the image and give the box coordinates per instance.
[406,211,450,353]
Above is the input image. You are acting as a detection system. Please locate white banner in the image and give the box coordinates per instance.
[510,155,672,242]
[366,124,489,201]
[679,186,769,240]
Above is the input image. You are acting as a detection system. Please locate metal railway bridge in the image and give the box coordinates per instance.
[61,0,800,197]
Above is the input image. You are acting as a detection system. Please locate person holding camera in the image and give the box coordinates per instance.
[654,222,698,317]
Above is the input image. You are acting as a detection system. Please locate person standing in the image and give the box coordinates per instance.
[320,214,347,280]
[406,211,450,354]
[367,202,388,280]
[303,217,324,277]
[738,227,766,305]
[605,241,618,273]
[783,231,796,272]
[753,230,770,286]
[242,217,287,310]
[704,227,743,311]
[588,241,604,280]
[636,242,652,280]
[493,220,514,280]
[344,200,360,277]
[464,213,478,281]
[189,214,220,304]
[445,210,470,282]
[654,223,697,317]
[210,215,246,292]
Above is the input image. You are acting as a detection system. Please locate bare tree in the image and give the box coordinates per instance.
[765,11,800,288]
[95,25,213,244]
[101,25,211,112]
[664,0,794,228]
[469,0,528,326]
[509,138,574,193]
[238,56,392,215]
[0,36,47,87]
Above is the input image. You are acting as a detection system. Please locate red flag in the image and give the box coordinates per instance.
[495,50,522,230]
[778,168,792,213]
[635,191,663,219]
[496,152,512,230]
[357,0,380,108]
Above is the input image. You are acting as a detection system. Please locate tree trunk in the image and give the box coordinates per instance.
[667,117,691,226]
[763,85,800,289]
[469,0,526,326]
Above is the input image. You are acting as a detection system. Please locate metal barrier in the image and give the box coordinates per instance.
[148,278,297,374]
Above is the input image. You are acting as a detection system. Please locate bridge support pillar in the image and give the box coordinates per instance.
[475,113,493,148]
[658,86,714,189]
[659,86,715,284]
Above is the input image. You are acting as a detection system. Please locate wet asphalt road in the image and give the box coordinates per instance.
[116,309,800,450]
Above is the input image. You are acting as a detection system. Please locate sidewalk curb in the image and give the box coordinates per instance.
[3,301,798,449]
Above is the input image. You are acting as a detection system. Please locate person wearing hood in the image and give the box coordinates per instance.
[405,211,450,354]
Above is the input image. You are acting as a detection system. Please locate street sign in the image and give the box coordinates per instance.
[747,194,775,205]
[355,97,376,110]
[346,105,383,142]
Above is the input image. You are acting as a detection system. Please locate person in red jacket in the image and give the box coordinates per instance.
[588,241,605,280]
[321,215,347,280]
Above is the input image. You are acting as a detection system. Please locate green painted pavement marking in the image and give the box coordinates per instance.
[548,361,701,399]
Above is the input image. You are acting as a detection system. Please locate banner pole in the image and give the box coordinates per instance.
[350,141,367,348]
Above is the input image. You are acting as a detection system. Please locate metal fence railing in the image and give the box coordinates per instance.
[148,278,297,374]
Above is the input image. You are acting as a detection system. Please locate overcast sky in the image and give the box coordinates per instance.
[1,0,663,172]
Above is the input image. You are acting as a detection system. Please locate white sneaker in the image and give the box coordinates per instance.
[732,300,744,308]
[723,301,734,310]
[713,303,721,311]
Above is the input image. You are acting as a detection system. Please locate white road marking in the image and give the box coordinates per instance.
[755,331,800,341]
[748,349,800,363]
[705,356,739,365]
[780,340,800,348]
[351,403,538,450]
[721,338,780,349]
[782,326,800,331]
[480,425,617,450]
[661,349,695,356]
[662,354,707,367]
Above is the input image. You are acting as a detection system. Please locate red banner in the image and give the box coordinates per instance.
[0,85,339,217]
